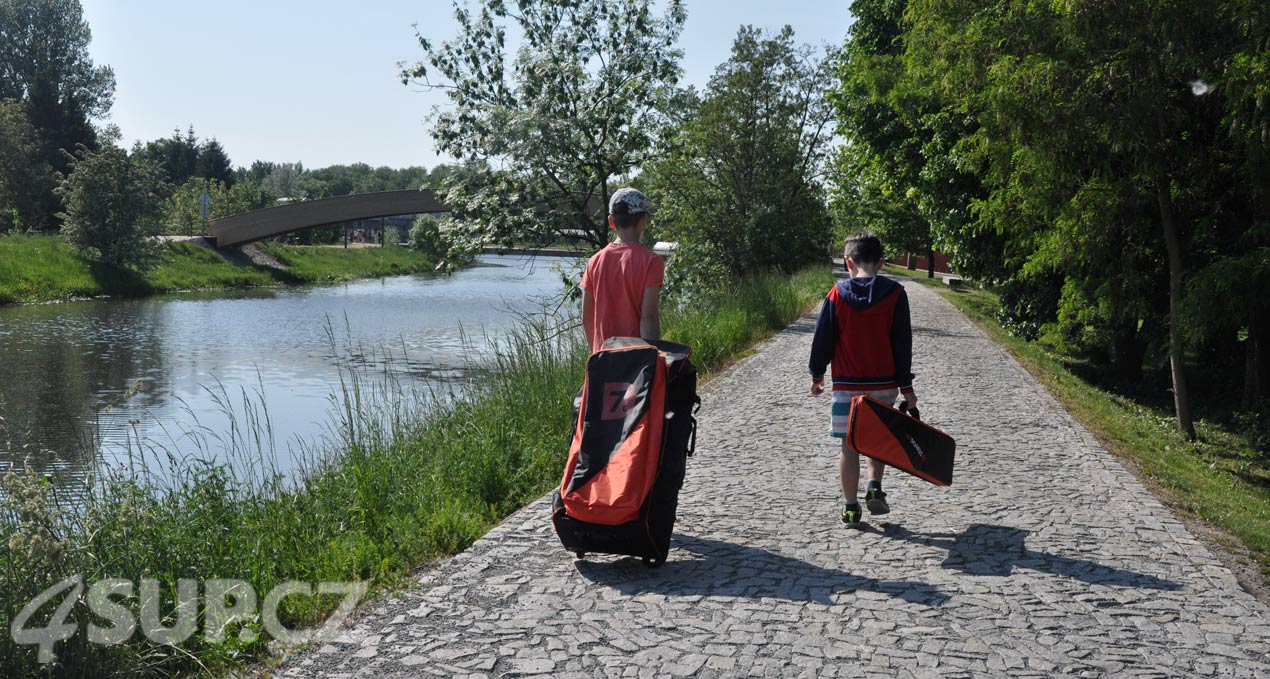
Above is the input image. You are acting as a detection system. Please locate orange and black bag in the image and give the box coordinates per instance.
[847,395,956,486]
[551,337,699,567]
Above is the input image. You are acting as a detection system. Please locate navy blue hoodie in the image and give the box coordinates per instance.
[808,275,914,393]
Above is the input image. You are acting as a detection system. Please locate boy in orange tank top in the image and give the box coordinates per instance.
[580,188,664,352]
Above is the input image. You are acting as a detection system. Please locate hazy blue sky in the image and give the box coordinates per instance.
[79,1,853,170]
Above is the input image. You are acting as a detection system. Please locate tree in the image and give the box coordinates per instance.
[408,213,469,270]
[138,126,200,189]
[196,138,235,187]
[162,177,260,235]
[0,99,52,232]
[900,0,1251,436]
[58,139,167,270]
[1216,0,1270,407]
[830,0,929,267]
[237,160,276,187]
[261,162,305,199]
[645,26,835,288]
[0,0,115,227]
[829,0,991,281]
[401,0,686,252]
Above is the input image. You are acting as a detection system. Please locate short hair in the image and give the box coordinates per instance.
[844,232,884,265]
[611,211,648,230]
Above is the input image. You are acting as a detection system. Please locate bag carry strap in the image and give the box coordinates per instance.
[898,401,922,421]
[687,416,698,457]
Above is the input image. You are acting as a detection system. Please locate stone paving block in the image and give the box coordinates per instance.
[270,273,1270,678]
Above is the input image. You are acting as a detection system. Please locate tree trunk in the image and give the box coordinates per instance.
[927,247,935,279]
[1156,177,1196,438]
[906,252,917,270]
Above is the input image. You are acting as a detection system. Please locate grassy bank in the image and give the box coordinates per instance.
[884,264,1270,593]
[0,234,438,305]
[0,264,834,678]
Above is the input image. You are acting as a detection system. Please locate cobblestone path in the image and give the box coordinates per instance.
[276,275,1270,678]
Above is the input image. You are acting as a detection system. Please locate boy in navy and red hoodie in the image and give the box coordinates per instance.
[808,232,917,527]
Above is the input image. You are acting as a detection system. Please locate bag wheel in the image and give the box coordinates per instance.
[574,551,586,560]
[642,556,665,569]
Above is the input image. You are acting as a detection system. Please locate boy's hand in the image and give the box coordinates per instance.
[810,379,824,396]
[903,391,918,410]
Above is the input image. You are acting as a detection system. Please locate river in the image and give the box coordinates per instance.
[0,253,578,487]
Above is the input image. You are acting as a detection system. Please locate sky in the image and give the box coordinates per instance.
[79,1,853,170]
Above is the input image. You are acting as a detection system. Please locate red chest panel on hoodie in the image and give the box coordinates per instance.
[830,285,900,383]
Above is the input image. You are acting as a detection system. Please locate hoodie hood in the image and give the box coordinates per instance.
[836,275,902,310]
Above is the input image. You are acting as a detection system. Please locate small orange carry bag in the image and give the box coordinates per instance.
[846,395,956,486]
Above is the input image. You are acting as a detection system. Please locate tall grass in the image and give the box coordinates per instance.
[664,267,832,373]
[0,263,834,678]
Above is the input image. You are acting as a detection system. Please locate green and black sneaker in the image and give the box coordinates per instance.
[865,486,890,515]
[840,502,863,528]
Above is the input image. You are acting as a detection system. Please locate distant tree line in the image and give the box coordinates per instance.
[0,0,469,262]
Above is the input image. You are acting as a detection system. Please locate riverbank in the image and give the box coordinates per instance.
[0,264,835,678]
[883,263,1270,599]
[0,234,439,305]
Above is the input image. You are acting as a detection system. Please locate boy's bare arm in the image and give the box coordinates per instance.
[582,288,596,348]
[640,286,660,340]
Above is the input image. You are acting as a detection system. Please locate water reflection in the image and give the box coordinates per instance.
[0,254,577,487]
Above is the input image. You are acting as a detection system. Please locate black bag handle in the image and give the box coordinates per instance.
[898,400,921,421]
[686,416,697,456]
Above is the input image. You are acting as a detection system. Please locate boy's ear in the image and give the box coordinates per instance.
[608,214,617,231]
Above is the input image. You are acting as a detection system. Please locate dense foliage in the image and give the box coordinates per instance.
[0,0,114,231]
[135,127,235,189]
[57,141,166,270]
[401,0,686,253]
[407,213,470,271]
[646,26,835,291]
[832,0,1270,434]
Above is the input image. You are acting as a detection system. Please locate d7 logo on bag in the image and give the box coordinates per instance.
[601,382,636,420]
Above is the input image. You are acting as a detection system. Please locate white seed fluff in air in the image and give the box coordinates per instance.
[1190,80,1210,96]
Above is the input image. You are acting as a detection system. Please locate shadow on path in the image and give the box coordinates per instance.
[912,325,978,340]
[574,534,951,607]
[872,523,1181,590]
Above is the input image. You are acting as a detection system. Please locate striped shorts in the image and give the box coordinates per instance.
[829,388,900,440]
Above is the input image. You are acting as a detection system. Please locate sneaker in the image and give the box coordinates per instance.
[865,487,890,515]
[840,502,863,527]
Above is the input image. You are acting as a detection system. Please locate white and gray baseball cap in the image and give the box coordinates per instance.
[608,187,652,216]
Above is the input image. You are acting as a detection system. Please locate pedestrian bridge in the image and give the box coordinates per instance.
[209,189,446,249]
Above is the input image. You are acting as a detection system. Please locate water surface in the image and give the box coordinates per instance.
[0,254,578,485]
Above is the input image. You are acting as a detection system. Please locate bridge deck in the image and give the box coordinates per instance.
[209,189,445,248]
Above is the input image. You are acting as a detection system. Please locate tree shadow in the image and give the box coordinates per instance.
[573,534,951,607]
[872,523,1181,590]
[87,259,150,296]
[911,325,977,339]
[785,317,817,335]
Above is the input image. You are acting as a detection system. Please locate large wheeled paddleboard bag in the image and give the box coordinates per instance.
[847,395,957,486]
[551,337,699,567]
